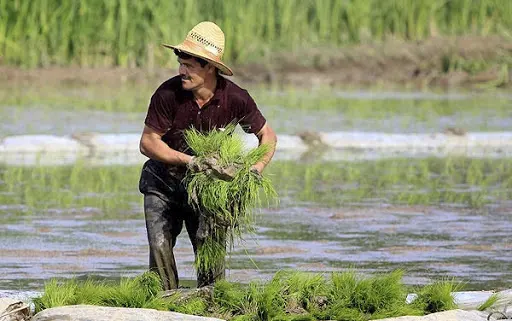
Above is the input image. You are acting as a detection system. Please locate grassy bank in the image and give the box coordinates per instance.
[1,0,511,68]
[1,157,510,222]
[34,270,477,320]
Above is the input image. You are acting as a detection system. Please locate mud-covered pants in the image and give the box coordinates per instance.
[139,160,225,290]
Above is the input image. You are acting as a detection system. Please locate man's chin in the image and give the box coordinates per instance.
[181,80,192,90]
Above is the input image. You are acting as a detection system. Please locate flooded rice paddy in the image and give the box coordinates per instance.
[1,85,511,294]
[2,86,512,135]
[1,158,511,292]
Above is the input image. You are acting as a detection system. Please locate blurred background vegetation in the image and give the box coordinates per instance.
[1,0,511,68]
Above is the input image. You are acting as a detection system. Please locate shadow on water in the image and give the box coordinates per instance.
[1,157,511,292]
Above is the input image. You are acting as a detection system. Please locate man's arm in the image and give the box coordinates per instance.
[252,123,277,173]
[139,125,192,165]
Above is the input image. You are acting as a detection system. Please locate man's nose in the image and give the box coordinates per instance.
[179,65,187,76]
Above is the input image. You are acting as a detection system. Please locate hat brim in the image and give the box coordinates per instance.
[162,43,233,76]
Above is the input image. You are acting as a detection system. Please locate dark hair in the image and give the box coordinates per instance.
[174,49,208,67]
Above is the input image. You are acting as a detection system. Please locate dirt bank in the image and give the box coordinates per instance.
[1,36,511,90]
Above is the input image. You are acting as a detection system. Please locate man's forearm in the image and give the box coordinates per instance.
[140,136,192,165]
[257,135,276,167]
[254,124,277,172]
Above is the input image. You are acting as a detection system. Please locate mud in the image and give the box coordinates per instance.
[1,36,510,90]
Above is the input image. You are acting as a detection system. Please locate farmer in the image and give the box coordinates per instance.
[138,21,277,290]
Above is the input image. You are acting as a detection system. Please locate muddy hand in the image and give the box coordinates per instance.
[208,164,239,181]
[187,156,209,172]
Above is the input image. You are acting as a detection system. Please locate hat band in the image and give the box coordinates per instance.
[181,39,222,63]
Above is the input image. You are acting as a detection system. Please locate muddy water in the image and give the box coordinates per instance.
[1,197,511,292]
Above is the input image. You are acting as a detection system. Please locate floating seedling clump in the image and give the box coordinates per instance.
[184,124,277,275]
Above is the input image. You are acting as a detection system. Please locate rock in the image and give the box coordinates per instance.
[32,305,226,321]
[0,298,30,321]
[371,309,493,321]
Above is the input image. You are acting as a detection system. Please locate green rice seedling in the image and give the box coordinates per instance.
[213,280,249,315]
[477,293,499,311]
[412,279,463,313]
[34,272,169,313]
[322,270,422,320]
[173,297,208,315]
[184,124,277,276]
[33,270,471,319]
[102,272,165,309]
[251,276,288,321]
[33,278,79,313]
[277,271,327,313]
[73,279,109,305]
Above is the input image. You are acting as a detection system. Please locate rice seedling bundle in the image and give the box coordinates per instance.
[184,124,277,275]
[35,270,468,319]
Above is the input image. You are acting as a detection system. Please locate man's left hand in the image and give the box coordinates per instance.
[251,163,265,175]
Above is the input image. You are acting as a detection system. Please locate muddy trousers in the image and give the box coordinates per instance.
[144,192,226,290]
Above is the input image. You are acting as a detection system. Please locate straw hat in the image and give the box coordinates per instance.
[163,21,233,76]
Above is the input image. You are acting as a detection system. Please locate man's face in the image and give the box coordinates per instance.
[178,57,213,91]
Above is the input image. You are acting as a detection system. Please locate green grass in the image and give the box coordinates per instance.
[184,124,277,274]
[1,0,512,68]
[34,270,466,320]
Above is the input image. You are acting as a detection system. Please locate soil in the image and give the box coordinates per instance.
[1,36,511,90]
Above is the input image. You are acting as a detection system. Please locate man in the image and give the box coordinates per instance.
[138,21,277,290]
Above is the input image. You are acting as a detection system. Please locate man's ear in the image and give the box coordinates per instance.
[206,63,217,75]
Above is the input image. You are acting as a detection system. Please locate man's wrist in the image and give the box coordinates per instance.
[253,162,265,173]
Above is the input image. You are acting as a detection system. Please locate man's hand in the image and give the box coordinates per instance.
[188,156,241,181]
[251,162,265,175]
[187,156,212,172]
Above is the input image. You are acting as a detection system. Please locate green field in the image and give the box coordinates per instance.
[2,0,511,68]
[1,157,510,222]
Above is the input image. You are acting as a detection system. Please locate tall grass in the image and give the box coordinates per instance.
[1,0,511,67]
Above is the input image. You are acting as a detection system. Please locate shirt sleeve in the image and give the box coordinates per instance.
[238,91,266,134]
[144,92,173,133]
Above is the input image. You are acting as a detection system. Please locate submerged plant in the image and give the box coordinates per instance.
[184,124,277,275]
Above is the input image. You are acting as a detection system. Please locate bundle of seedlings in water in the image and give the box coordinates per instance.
[184,124,277,275]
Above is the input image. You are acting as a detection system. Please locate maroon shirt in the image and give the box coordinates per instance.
[143,75,266,180]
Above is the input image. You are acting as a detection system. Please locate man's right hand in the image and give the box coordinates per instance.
[187,156,241,181]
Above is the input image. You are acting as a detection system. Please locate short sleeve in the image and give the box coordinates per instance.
[144,92,173,133]
[238,91,266,134]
